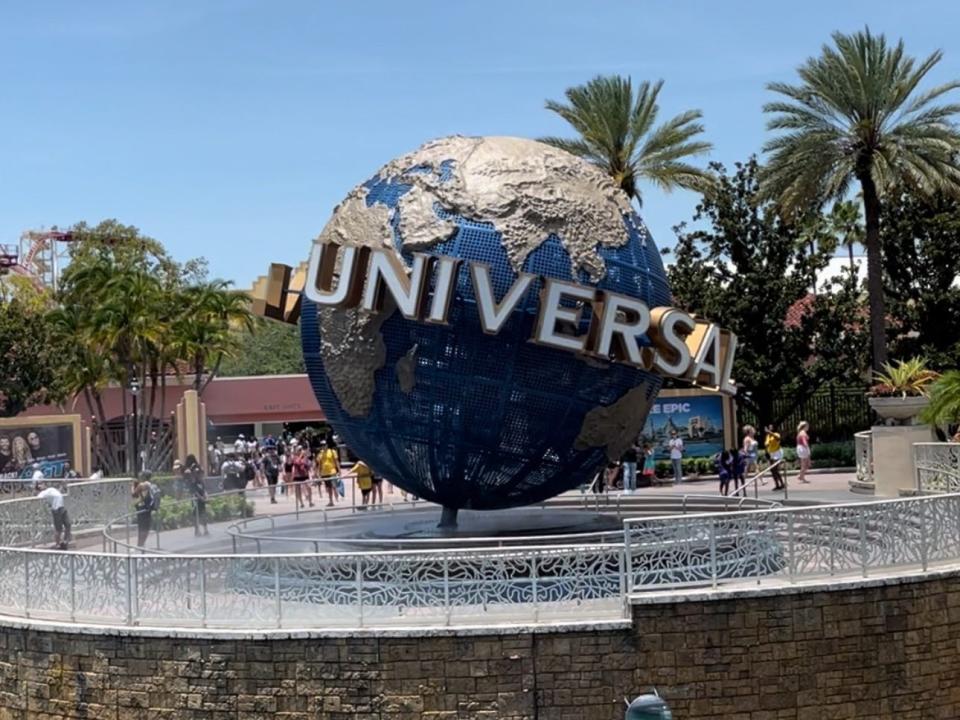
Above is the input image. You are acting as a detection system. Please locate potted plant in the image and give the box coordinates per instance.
[867,357,939,423]
[920,370,960,431]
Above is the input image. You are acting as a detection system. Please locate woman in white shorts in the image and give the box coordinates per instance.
[796,421,811,483]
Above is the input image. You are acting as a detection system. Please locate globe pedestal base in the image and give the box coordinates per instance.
[438,506,459,529]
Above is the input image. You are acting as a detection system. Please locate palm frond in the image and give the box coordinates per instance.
[543,74,712,203]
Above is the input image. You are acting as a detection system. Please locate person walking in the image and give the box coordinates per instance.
[742,426,759,478]
[604,461,621,492]
[796,421,812,484]
[316,438,341,508]
[620,443,638,494]
[182,454,209,537]
[640,443,656,488]
[291,447,313,509]
[132,473,157,548]
[731,447,746,493]
[716,450,732,497]
[36,481,71,549]
[262,449,281,504]
[668,430,684,485]
[764,425,785,490]
[371,470,385,507]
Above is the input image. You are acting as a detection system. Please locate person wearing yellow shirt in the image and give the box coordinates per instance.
[349,460,375,508]
[764,425,784,491]
[315,438,341,508]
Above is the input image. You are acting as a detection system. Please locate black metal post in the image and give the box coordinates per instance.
[131,391,139,475]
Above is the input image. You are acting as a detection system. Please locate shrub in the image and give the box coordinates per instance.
[155,494,254,531]
[810,440,855,467]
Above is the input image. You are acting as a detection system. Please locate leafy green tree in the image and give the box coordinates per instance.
[220,319,305,377]
[881,191,960,369]
[762,28,960,370]
[0,298,66,417]
[51,220,252,473]
[668,159,868,429]
[541,75,713,203]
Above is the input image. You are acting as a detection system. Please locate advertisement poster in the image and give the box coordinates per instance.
[0,421,77,479]
[641,394,726,460]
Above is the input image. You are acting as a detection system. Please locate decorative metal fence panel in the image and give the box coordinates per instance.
[914,442,960,494]
[624,494,960,593]
[738,384,872,444]
[855,430,873,486]
[5,475,960,631]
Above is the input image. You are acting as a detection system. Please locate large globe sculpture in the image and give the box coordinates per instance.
[301,136,672,518]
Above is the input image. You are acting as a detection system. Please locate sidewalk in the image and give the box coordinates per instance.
[618,470,868,505]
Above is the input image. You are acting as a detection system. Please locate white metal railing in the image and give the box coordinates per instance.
[855,430,874,487]
[726,460,787,501]
[623,493,960,593]
[7,476,960,630]
[914,442,960,494]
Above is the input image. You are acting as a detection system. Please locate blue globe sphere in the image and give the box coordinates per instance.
[302,137,672,511]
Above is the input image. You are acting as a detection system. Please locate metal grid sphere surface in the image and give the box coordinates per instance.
[301,145,672,510]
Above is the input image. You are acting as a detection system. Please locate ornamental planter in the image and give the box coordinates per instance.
[868,395,930,424]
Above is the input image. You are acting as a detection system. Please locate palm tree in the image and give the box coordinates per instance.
[829,200,864,275]
[541,75,713,204]
[762,28,960,370]
[173,280,254,394]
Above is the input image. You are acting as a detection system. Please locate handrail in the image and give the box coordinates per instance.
[223,493,778,552]
[913,441,960,494]
[727,459,788,502]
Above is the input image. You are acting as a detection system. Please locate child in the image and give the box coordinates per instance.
[641,443,656,488]
[716,450,732,496]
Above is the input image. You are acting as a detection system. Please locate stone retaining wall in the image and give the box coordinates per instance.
[2,572,960,719]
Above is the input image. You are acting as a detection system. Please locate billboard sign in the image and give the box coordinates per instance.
[0,416,83,479]
[641,393,727,460]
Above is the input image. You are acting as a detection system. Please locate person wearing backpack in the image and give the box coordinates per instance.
[182,454,209,537]
[132,472,158,548]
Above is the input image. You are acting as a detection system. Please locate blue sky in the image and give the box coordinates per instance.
[0,1,956,287]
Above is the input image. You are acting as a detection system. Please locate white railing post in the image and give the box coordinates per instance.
[69,553,76,621]
[356,557,364,627]
[443,555,451,626]
[859,509,868,578]
[124,555,134,625]
[787,513,796,583]
[200,558,207,628]
[22,552,29,618]
[623,524,634,595]
[274,557,282,629]
[530,555,539,623]
[709,523,718,588]
[920,499,929,572]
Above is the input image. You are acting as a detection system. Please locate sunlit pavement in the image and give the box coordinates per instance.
[66,471,869,554]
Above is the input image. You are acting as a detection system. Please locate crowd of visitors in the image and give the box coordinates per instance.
[204,430,387,510]
[592,422,810,497]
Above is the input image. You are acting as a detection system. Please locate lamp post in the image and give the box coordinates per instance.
[625,690,672,719]
[129,377,141,475]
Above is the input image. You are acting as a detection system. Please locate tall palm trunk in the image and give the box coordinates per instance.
[859,171,888,370]
[847,241,856,274]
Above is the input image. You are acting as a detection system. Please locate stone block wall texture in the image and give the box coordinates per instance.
[2,574,960,719]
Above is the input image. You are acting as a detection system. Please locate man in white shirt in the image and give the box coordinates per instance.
[36,482,71,549]
[234,435,246,455]
[668,430,684,485]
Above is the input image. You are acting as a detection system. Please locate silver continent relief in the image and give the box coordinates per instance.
[313,135,644,418]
